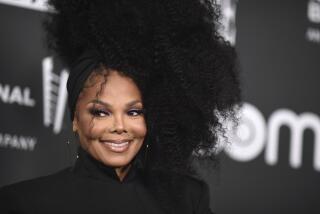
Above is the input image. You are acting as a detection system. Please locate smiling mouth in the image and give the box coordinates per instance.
[100,140,132,152]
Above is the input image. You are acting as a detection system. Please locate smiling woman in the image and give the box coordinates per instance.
[0,0,241,213]
[73,70,147,180]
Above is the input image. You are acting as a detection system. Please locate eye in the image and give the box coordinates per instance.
[89,108,110,117]
[127,109,144,117]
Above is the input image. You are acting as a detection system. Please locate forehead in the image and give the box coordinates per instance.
[79,70,142,102]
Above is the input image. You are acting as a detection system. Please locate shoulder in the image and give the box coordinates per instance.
[0,167,72,211]
[181,175,214,214]
[182,175,209,203]
[183,175,208,193]
[0,167,72,194]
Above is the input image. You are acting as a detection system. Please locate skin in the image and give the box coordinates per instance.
[72,70,147,181]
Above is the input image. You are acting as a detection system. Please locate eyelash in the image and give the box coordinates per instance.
[89,108,144,117]
[127,109,144,116]
[89,109,109,117]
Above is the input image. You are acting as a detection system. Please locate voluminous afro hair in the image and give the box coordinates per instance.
[45,0,241,213]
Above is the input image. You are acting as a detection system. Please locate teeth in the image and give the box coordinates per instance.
[105,142,129,147]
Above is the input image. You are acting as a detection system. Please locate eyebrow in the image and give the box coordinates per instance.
[89,99,143,108]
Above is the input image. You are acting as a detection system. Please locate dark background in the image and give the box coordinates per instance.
[0,1,319,214]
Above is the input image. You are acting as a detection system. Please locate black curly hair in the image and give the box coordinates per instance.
[44,0,241,213]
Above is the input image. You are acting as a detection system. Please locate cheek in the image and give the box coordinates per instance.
[83,119,111,139]
[77,114,107,139]
[130,119,147,138]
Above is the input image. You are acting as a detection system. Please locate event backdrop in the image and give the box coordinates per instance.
[0,1,319,214]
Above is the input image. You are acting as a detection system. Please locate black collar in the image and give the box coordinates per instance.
[72,147,140,183]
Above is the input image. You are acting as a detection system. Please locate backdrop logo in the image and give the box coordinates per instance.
[306,0,320,43]
[42,57,69,134]
[0,132,37,151]
[0,83,35,107]
[222,102,320,172]
[0,0,52,12]
[217,0,238,46]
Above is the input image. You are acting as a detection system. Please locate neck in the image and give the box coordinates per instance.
[115,164,132,181]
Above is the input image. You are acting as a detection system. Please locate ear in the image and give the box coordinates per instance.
[72,117,78,132]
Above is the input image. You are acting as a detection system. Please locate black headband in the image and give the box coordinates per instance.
[67,50,103,120]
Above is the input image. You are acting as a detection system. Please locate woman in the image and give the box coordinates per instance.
[0,0,241,213]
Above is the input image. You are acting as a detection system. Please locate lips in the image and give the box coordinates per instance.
[100,139,132,152]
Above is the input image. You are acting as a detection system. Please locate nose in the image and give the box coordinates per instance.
[110,114,126,134]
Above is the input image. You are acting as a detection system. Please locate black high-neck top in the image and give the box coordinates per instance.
[0,148,213,214]
[73,147,141,183]
[0,148,164,214]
